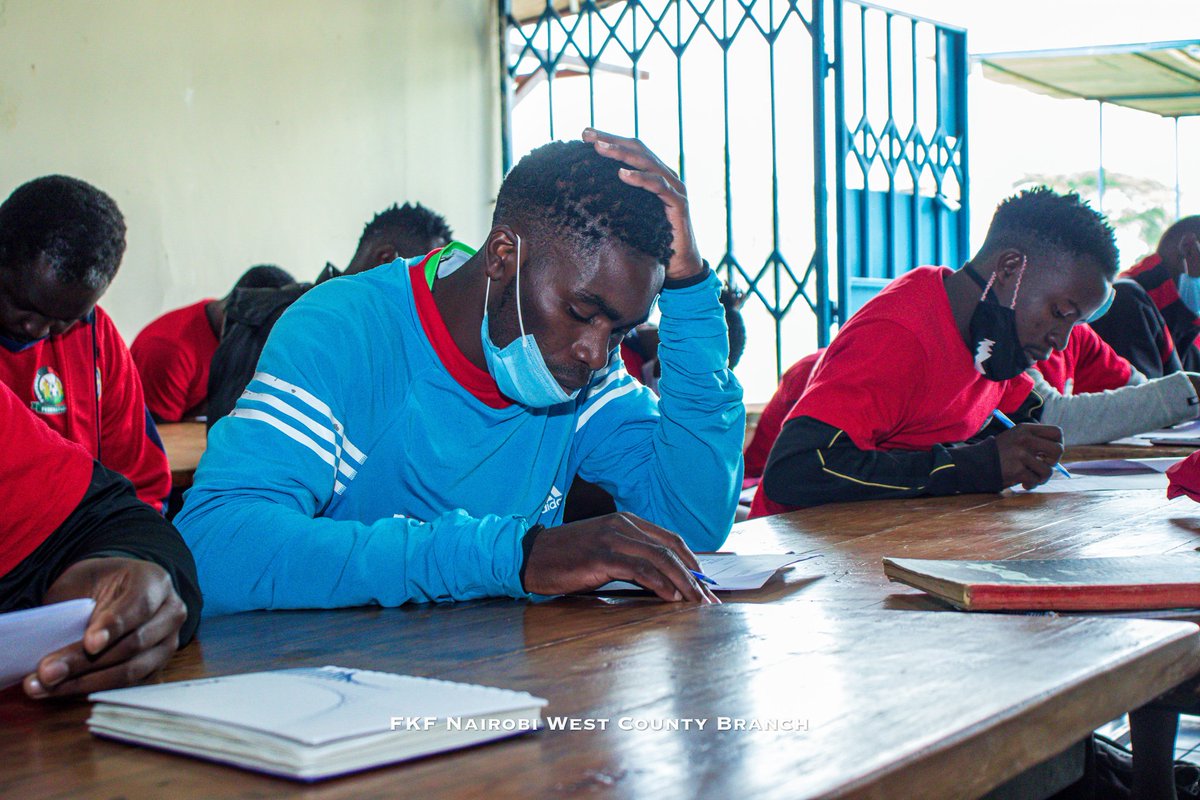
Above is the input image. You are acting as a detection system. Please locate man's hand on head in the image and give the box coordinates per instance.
[24,557,187,699]
[582,128,704,282]
[522,512,719,603]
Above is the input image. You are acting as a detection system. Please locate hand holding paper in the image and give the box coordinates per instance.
[25,558,187,699]
[0,598,94,690]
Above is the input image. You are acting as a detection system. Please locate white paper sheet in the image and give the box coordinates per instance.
[595,553,816,593]
[1105,437,1155,446]
[1012,471,1169,494]
[1117,418,1200,446]
[0,598,95,689]
[1064,457,1182,475]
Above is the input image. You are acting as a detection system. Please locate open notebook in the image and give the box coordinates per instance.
[88,666,548,781]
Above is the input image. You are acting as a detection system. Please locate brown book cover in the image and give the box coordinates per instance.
[883,555,1200,611]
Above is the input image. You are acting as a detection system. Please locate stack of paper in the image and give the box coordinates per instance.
[1010,456,1182,494]
[1142,419,1200,446]
[1015,472,1169,493]
[1110,419,1200,447]
[1064,457,1181,475]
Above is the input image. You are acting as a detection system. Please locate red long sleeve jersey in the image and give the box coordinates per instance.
[0,381,95,576]
[0,306,170,512]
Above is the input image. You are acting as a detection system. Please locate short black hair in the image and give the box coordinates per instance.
[1159,215,1200,252]
[233,264,294,291]
[493,140,674,266]
[979,187,1118,279]
[0,175,126,289]
[361,202,453,255]
[720,285,747,368]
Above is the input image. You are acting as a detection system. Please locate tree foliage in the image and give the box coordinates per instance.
[1016,171,1173,259]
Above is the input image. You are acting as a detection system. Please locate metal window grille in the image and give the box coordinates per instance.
[500,0,968,381]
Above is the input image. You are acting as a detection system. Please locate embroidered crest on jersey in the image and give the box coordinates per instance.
[31,367,67,414]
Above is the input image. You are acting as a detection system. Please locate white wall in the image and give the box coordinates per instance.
[0,0,499,340]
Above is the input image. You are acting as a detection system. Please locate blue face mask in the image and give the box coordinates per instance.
[1085,285,1115,323]
[480,234,581,408]
[1180,274,1200,315]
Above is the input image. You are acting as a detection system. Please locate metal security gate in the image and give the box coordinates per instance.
[500,0,968,380]
[833,2,969,323]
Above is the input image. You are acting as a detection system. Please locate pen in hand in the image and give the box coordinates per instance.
[991,409,1072,479]
[690,570,719,587]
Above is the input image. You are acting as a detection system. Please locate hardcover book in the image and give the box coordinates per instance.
[883,555,1200,611]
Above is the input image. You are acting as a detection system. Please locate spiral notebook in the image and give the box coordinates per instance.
[87,666,547,781]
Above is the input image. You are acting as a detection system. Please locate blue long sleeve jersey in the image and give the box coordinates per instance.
[175,250,744,615]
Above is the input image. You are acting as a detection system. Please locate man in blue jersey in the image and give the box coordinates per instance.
[176,129,744,615]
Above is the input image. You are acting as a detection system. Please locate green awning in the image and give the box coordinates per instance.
[974,40,1200,118]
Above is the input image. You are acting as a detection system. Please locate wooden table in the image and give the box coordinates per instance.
[2,602,1196,800]
[6,485,1200,798]
[734,487,1200,612]
[157,422,206,489]
[1065,442,1197,463]
[736,486,1200,797]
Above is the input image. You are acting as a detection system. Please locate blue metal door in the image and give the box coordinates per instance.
[831,2,970,325]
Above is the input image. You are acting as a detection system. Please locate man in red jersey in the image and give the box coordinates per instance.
[754,188,1116,515]
[132,264,294,423]
[204,202,454,428]
[747,320,1200,491]
[0,175,170,512]
[0,381,200,699]
[1094,216,1200,372]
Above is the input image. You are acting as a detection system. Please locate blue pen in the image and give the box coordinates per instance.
[991,409,1072,479]
[690,570,719,587]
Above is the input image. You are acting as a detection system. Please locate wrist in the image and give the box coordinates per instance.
[663,260,710,290]
[947,438,1004,493]
[518,524,545,593]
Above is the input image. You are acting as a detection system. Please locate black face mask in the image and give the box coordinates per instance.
[963,264,1030,382]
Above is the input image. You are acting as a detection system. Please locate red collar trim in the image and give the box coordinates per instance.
[1131,253,1184,308]
[1125,252,1162,279]
[409,259,511,409]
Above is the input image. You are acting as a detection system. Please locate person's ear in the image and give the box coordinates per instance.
[1178,232,1200,278]
[484,227,519,282]
[991,249,1027,291]
[369,244,398,267]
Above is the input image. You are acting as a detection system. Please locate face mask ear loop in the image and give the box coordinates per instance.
[1009,256,1027,310]
[514,233,528,340]
[483,254,492,309]
[981,256,1027,308]
[980,270,999,303]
